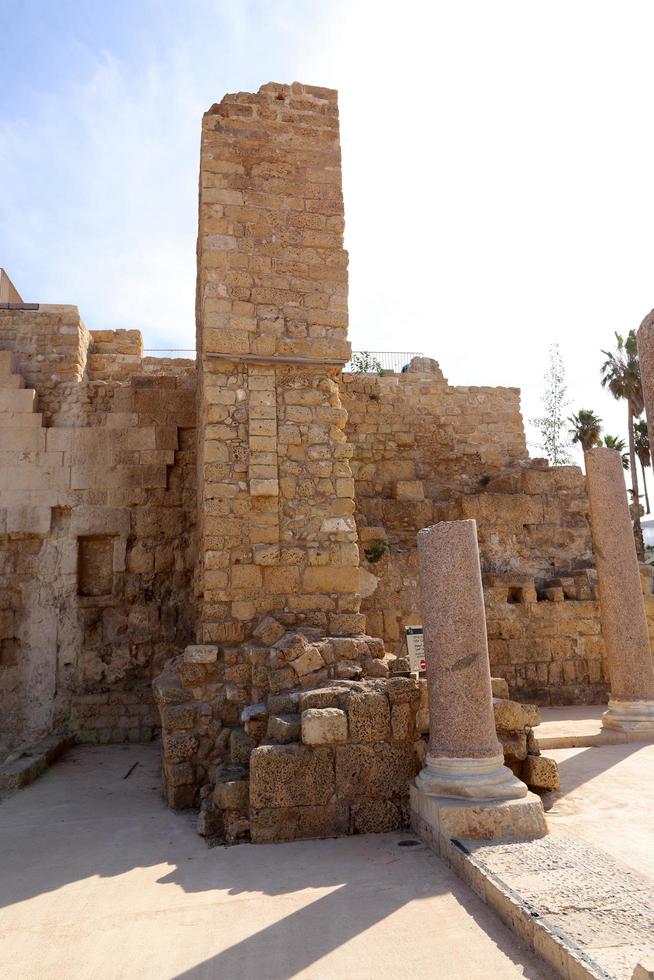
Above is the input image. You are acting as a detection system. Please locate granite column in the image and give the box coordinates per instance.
[585,447,654,731]
[414,519,527,799]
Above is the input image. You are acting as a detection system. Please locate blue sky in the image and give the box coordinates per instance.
[2,0,654,473]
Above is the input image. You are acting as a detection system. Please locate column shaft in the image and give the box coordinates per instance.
[415,519,526,800]
[585,447,654,729]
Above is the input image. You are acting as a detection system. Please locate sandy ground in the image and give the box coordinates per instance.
[0,742,552,980]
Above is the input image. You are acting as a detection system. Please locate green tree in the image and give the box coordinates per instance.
[602,434,629,470]
[530,344,572,465]
[351,351,384,375]
[634,418,651,514]
[568,409,602,452]
[600,330,645,558]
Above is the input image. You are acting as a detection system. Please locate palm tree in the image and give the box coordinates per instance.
[600,330,645,559]
[634,419,651,514]
[568,409,602,451]
[602,434,629,470]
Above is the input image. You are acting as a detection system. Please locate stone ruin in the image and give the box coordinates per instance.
[2,81,654,843]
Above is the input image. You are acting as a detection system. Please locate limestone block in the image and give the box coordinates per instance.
[391,703,412,741]
[522,755,560,792]
[522,703,541,727]
[491,677,510,699]
[299,687,349,710]
[163,732,199,763]
[351,799,402,834]
[363,658,389,678]
[302,707,347,745]
[241,702,269,738]
[5,506,51,534]
[249,744,335,808]
[493,698,526,731]
[166,762,195,787]
[197,802,223,837]
[499,732,528,760]
[266,713,301,744]
[347,692,391,742]
[250,478,279,497]
[335,661,363,680]
[291,647,325,677]
[214,779,249,812]
[230,728,256,765]
[162,704,197,731]
[0,387,35,413]
[386,676,420,704]
[250,803,349,844]
[394,480,424,501]
[335,742,407,800]
[329,613,367,635]
[184,644,219,664]
[223,811,250,843]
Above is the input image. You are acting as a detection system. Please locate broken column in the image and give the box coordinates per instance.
[585,447,654,731]
[410,519,546,851]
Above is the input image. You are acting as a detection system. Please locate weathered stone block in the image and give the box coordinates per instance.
[292,647,325,677]
[391,703,412,741]
[252,615,285,646]
[163,732,199,763]
[347,692,391,742]
[302,708,347,745]
[499,732,527,761]
[230,727,256,765]
[335,743,407,800]
[266,713,301,744]
[491,677,510,699]
[385,676,420,704]
[249,744,334,809]
[162,704,197,731]
[183,644,219,664]
[522,754,560,792]
[250,803,349,843]
[493,698,526,731]
[214,778,249,811]
[351,799,402,834]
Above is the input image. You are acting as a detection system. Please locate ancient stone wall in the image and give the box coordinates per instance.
[342,361,601,700]
[195,82,361,646]
[0,318,197,750]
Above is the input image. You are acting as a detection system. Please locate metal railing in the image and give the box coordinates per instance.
[345,351,423,374]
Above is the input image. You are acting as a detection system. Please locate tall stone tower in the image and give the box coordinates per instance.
[195,82,362,645]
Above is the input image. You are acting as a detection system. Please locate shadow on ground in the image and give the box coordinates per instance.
[0,743,551,980]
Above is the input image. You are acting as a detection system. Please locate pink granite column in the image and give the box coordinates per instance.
[585,447,654,730]
[415,519,527,799]
[638,310,654,471]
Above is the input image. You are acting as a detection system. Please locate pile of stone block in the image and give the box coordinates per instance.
[200,676,420,844]
[154,613,560,844]
[490,677,559,792]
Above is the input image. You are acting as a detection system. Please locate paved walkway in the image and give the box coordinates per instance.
[0,743,551,980]
[545,741,654,884]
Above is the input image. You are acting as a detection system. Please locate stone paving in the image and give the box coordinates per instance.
[464,835,654,979]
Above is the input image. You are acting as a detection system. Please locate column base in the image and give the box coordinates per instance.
[602,699,654,732]
[410,782,548,857]
[415,752,528,801]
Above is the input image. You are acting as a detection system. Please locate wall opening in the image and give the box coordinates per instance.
[77,536,114,597]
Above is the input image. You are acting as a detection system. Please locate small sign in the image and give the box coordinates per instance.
[405,625,425,673]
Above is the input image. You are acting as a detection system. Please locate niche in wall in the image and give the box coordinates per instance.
[77,536,115,597]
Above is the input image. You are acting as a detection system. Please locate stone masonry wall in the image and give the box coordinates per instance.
[195,83,361,646]
[0,318,197,750]
[341,360,604,702]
